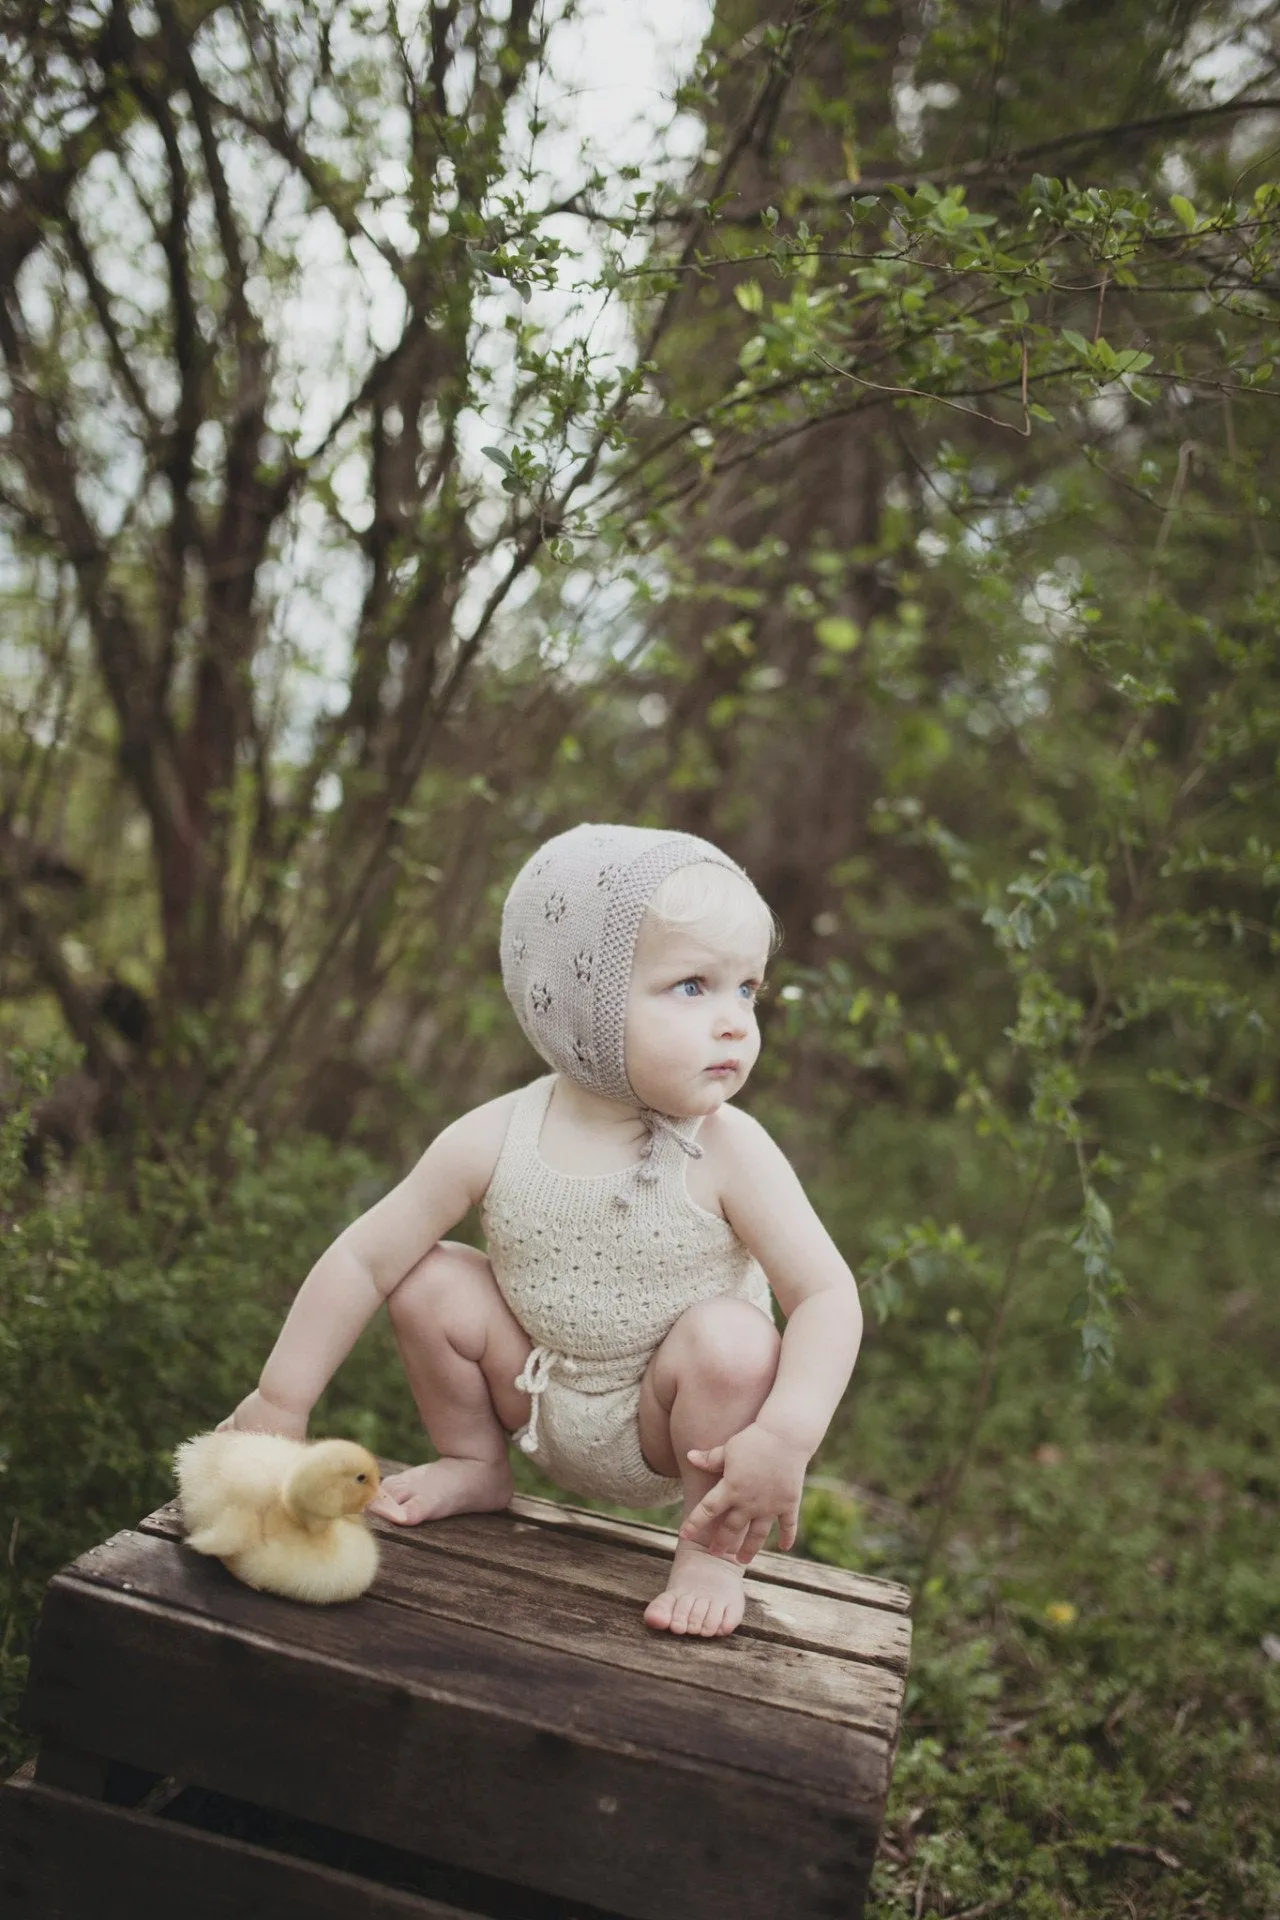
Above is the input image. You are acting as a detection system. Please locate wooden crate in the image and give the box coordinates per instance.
[2,1486,911,1919]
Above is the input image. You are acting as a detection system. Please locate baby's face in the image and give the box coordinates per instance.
[623,914,769,1117]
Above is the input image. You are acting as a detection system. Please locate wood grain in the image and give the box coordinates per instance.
[0,1767,488,1919]
[23,1531,885,1920]
[147,1487,913,1615]
[494,1492,910,1613]
[139,1506,907,1734]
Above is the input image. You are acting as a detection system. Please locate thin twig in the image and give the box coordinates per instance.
[1092,267,1109,343]
[951,1896,1018,1920]
[727,94,1280,220]
[813,353,1031,433]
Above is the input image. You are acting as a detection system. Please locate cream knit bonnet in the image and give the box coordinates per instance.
[500,822,750,1109]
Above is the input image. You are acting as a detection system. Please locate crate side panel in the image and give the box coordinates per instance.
[22,1564,884,1920]
[0,1771,489,1920]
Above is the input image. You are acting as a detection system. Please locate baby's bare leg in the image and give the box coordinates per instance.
[371,1241,533,1525]
[637,1299,781,1638]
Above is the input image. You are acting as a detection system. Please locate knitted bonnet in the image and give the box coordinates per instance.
[500,822,749,1106]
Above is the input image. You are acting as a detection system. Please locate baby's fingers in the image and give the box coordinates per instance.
[366,1489,411,1523]
[735,1516,774,1565]
[679,1491,729,1545]
[699,1504,754,1560]
[776,1508,801,1553]
[686,1445,727,1476]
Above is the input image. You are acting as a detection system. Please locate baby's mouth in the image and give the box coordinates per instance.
[705,1060,740,1076]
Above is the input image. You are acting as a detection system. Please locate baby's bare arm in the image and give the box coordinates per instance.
[714,1106,863,1452]
[679,1108,862,1554]
[227,1094,516,1433]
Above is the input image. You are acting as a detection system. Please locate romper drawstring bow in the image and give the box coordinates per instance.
[514,1345,579,1454]
[612,1109,702,1209]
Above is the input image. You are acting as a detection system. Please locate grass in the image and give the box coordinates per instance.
[802,1208,1280,1918]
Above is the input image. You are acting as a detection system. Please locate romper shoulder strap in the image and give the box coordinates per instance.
[490,1073,556,1180]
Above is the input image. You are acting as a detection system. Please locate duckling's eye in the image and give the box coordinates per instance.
[355,1473,367,1483]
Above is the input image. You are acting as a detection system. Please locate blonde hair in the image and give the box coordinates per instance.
[644,861,779,957]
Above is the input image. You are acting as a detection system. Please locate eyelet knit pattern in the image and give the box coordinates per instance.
[482,1076,773,1504]
[500,822,747,1104]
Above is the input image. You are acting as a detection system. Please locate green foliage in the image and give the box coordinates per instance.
[0,1049,402,1774]
[792,1175,1280,1917]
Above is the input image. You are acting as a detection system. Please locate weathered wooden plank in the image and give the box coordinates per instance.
[137,1508,905,1737]
[147,1780,627,1919]
[504,1493,913,1614]
[31,1740,158,1806]
[148,1488,911,1612]
[397,1516,910,1671]
[141,1501,909,1674]
[23,1534,885,1920]
[0,1767,489,1919]
[348,1545,902,1738]
[32,1529,889,1795]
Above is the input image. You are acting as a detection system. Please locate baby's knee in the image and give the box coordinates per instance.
[674,1297,780,1393]
[386,1240,490,1330]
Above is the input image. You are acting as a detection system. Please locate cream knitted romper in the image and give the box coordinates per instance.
[481,1074,775,1509]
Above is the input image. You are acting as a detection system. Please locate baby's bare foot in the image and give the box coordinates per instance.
[644,1538,746,1638]
[369,1457,513,1526]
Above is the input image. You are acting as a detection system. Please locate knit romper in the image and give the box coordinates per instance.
[481,1075,775,1509]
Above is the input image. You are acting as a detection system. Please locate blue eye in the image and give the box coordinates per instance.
[676,978,702,997]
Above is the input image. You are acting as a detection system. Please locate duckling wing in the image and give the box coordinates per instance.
[175,1431,298,1553]
[185,1509,257,1559]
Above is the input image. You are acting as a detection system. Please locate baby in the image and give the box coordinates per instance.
[224,823,863,1638]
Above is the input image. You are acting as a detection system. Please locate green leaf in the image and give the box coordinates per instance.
[815,616,861,653]
[1061,329,1093,357]
[1169,193,1198,231]
[734,279,764,314]
[481,445,514,472]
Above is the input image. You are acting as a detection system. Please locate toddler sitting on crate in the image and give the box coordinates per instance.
[223,824,863,1637]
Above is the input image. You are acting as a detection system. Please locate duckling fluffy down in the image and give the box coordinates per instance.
[174,1432,381,1604]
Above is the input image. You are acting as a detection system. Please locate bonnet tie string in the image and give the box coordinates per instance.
[613,1109,703,1209]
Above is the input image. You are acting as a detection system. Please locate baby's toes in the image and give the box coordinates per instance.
[643,1589,676,1632]
[686,1596,712,1636]
[669,1591,697,1635]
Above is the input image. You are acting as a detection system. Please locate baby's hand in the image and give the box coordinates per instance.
[217,1388,309,1440]
[680,1422,808,1565]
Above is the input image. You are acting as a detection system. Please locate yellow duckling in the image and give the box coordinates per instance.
[174,1432,381,1604]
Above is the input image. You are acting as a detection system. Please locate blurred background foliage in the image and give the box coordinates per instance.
[2,0,1279,1913]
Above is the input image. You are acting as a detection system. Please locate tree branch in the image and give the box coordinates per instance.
[727,95,1280,222]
